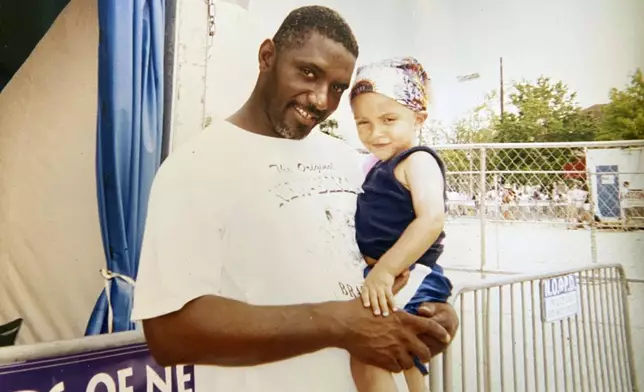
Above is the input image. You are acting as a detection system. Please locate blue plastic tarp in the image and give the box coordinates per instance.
[86,0,165,335]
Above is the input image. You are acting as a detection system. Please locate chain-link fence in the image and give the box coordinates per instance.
[434,141,644,271]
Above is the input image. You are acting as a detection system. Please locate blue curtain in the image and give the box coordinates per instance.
[86,0,165,335]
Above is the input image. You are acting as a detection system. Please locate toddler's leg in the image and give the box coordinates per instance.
[350,355,399,392]
[403,367,429,392]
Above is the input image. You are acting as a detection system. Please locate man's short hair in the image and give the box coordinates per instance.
[273,6,359,58]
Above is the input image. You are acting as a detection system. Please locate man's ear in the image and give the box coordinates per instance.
[258,39,276,72]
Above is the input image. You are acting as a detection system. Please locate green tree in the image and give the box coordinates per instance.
[493,76,597,143]
[318,118,344,140]
[419,119,449,146]
[452,92,498,144]
[597,68,644,140]
[435,95,497,179]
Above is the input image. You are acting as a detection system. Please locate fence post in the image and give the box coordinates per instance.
[618,267,639,391]
[584,146,599,264]
[479,147,487,275]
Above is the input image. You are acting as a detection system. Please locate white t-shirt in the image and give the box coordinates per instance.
[131,120,409,391]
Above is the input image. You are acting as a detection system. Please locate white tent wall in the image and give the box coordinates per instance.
[165,0,210,152]
[0,0,104,344]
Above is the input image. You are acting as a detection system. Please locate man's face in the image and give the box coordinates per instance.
[259,33,356,140]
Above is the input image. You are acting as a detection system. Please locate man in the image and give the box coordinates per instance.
[132,6,458,391]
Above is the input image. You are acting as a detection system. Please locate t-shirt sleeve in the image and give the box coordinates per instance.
[131,156,228,321]
[362,154,378,176]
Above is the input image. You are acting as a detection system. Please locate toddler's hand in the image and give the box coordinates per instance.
[361,266,397,317]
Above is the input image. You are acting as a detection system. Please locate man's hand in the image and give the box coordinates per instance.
[416,302,459,357]
[328,298,451,373]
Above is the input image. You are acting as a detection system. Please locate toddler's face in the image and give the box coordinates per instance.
[351,93,426,161]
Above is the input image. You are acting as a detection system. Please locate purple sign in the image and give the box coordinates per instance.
[0,343,195,392]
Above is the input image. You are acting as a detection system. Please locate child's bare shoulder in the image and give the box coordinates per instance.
[400,149,440,173]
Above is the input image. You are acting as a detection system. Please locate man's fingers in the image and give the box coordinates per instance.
[407,335,432,364]
[370,288,381,315]
[416,303,437,318]
[424,318,451,344]
[396,352,415,372]
[418,302,459,335]
[402,312,451,344]
[386,358,403,373]
[377,289,390,317]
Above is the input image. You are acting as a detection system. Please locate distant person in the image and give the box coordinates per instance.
[132,6,458,392]
[567,183,588,225]
[622,181,631,198]
[501,186,516,220]
[621,181,631,221]
[350,57,452,392]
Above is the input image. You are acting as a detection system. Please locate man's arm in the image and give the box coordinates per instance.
[144,296,337,367]
[143,293,452,372]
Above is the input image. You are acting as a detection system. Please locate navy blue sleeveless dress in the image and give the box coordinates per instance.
[355,146,453,375]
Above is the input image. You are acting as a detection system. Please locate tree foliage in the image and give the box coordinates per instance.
[596,68,644,141]
[493,76,597,143]
[419,119,450,146]
[451,70,644,144]
[453,92,498,144]
[431,94,498,174]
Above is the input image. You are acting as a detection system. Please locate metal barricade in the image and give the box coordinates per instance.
[430,263,638,392]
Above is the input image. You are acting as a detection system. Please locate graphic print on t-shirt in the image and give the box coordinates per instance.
[268,162,360,208]
[267,160,366,300]
[322,206,364,269]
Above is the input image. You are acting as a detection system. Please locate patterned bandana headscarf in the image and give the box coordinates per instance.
[349,56,430,113]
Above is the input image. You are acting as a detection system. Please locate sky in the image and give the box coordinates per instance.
[209,0,644,147]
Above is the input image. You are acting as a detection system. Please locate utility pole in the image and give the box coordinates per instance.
[499,57,505,122]
[456,72,481,199]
